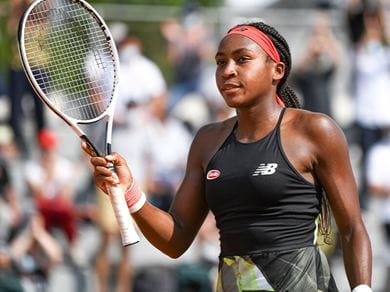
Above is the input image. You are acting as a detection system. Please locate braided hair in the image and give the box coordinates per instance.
[243,22,301,109]
[244,21,332,244]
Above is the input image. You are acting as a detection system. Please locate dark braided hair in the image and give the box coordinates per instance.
[244,21,332,244]
[244,22,301,109]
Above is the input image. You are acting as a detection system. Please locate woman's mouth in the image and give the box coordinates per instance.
[222,83,241,94]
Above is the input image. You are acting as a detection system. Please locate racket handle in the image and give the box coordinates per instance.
[107,184,140,246]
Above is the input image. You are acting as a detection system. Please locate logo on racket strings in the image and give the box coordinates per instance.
[206,170,221,180]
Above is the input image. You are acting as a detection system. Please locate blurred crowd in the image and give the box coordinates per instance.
[1,0,390,291]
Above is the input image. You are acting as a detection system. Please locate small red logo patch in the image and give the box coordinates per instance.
[207,170,221,180]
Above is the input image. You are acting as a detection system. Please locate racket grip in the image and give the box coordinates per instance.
[107,184,140,246]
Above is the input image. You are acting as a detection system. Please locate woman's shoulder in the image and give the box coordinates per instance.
[286,108,341,133]
[285,108,347,147]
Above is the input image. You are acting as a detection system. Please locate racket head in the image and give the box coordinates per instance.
[18,1,142,246]
[18,0,120,155]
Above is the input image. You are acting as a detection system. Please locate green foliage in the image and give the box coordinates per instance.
[0,18,9,74]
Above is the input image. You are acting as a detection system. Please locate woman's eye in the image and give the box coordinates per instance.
[237,56,249,63]
[216,60,225,65]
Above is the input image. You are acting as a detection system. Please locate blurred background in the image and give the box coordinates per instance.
[1,0,390,291]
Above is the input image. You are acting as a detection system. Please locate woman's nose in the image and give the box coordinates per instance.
[221,61,237,78]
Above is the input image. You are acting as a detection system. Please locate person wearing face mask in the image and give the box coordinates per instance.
[293,9,341,118]
[114,37,167,125]
[347,0,390,211]
[367,127,390,290]
[93,35,169,292]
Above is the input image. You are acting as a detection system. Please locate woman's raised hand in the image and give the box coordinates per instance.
[81,142,134,194]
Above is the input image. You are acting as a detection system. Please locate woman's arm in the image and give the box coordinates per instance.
[310,114,372,289]
[85,126,212,258]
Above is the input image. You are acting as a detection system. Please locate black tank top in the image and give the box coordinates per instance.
[205,109,323,256]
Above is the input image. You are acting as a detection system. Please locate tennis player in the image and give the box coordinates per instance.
[84,21,372,291]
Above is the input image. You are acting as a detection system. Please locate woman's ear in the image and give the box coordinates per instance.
[272,62,285,85]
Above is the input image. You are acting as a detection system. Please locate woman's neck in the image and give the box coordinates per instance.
[235,99,283,143]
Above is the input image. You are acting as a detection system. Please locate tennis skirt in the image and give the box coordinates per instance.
[216,246,338,292]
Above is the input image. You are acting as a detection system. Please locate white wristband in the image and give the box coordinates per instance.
[352,284,372,292]
[128,192,146,214]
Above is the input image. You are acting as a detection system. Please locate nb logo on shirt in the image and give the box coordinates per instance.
[252,163,278,176]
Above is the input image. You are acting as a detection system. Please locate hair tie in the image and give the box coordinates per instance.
[276,96,285,107]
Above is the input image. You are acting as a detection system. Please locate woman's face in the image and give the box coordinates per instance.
[215,34,281,108]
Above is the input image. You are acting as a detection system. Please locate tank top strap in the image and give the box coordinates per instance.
[275,108,286,130]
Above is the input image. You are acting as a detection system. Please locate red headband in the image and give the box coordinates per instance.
[225,25,280,63]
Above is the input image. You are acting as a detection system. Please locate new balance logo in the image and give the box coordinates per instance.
[252,163,278,176]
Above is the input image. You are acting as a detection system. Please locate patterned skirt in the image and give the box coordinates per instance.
[216,246,338,292]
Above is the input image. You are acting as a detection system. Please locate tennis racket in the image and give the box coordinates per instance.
[18,0,140,246]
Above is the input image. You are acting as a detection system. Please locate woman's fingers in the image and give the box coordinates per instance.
[81,145,133,193]
[95,164,119,181]
[105,152,126,167]
[81,141,97,157]
[94,178,108,194]
[95,165,113,176]
[90,156,111,167]
[89,157,120,195]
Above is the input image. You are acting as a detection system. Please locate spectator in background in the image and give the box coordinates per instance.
[0,126,22,235]
[114,36,167,125]
[24,129,78,249]
[0,125,24,292]
[366,127,390,289]
[293,9,341,117]
[0,124,62,292]
[346,0,367,46]
[347,0,390,210]
[109,32,191,291]
[93,34,169,292]
[142,93,192,212]
[113,33,184,206]
[6,0,46,157]
[114,33,192,211]
[10,214,63,292]
[24,129,90,291]
[160,11,212,111]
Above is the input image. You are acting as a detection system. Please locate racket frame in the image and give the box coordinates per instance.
[18,0,119,155]
[18,0,140,246]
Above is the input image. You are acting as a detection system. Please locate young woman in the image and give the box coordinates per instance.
[83,22,372,291]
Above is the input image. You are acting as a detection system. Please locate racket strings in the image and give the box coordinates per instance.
[23,0,117,121]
